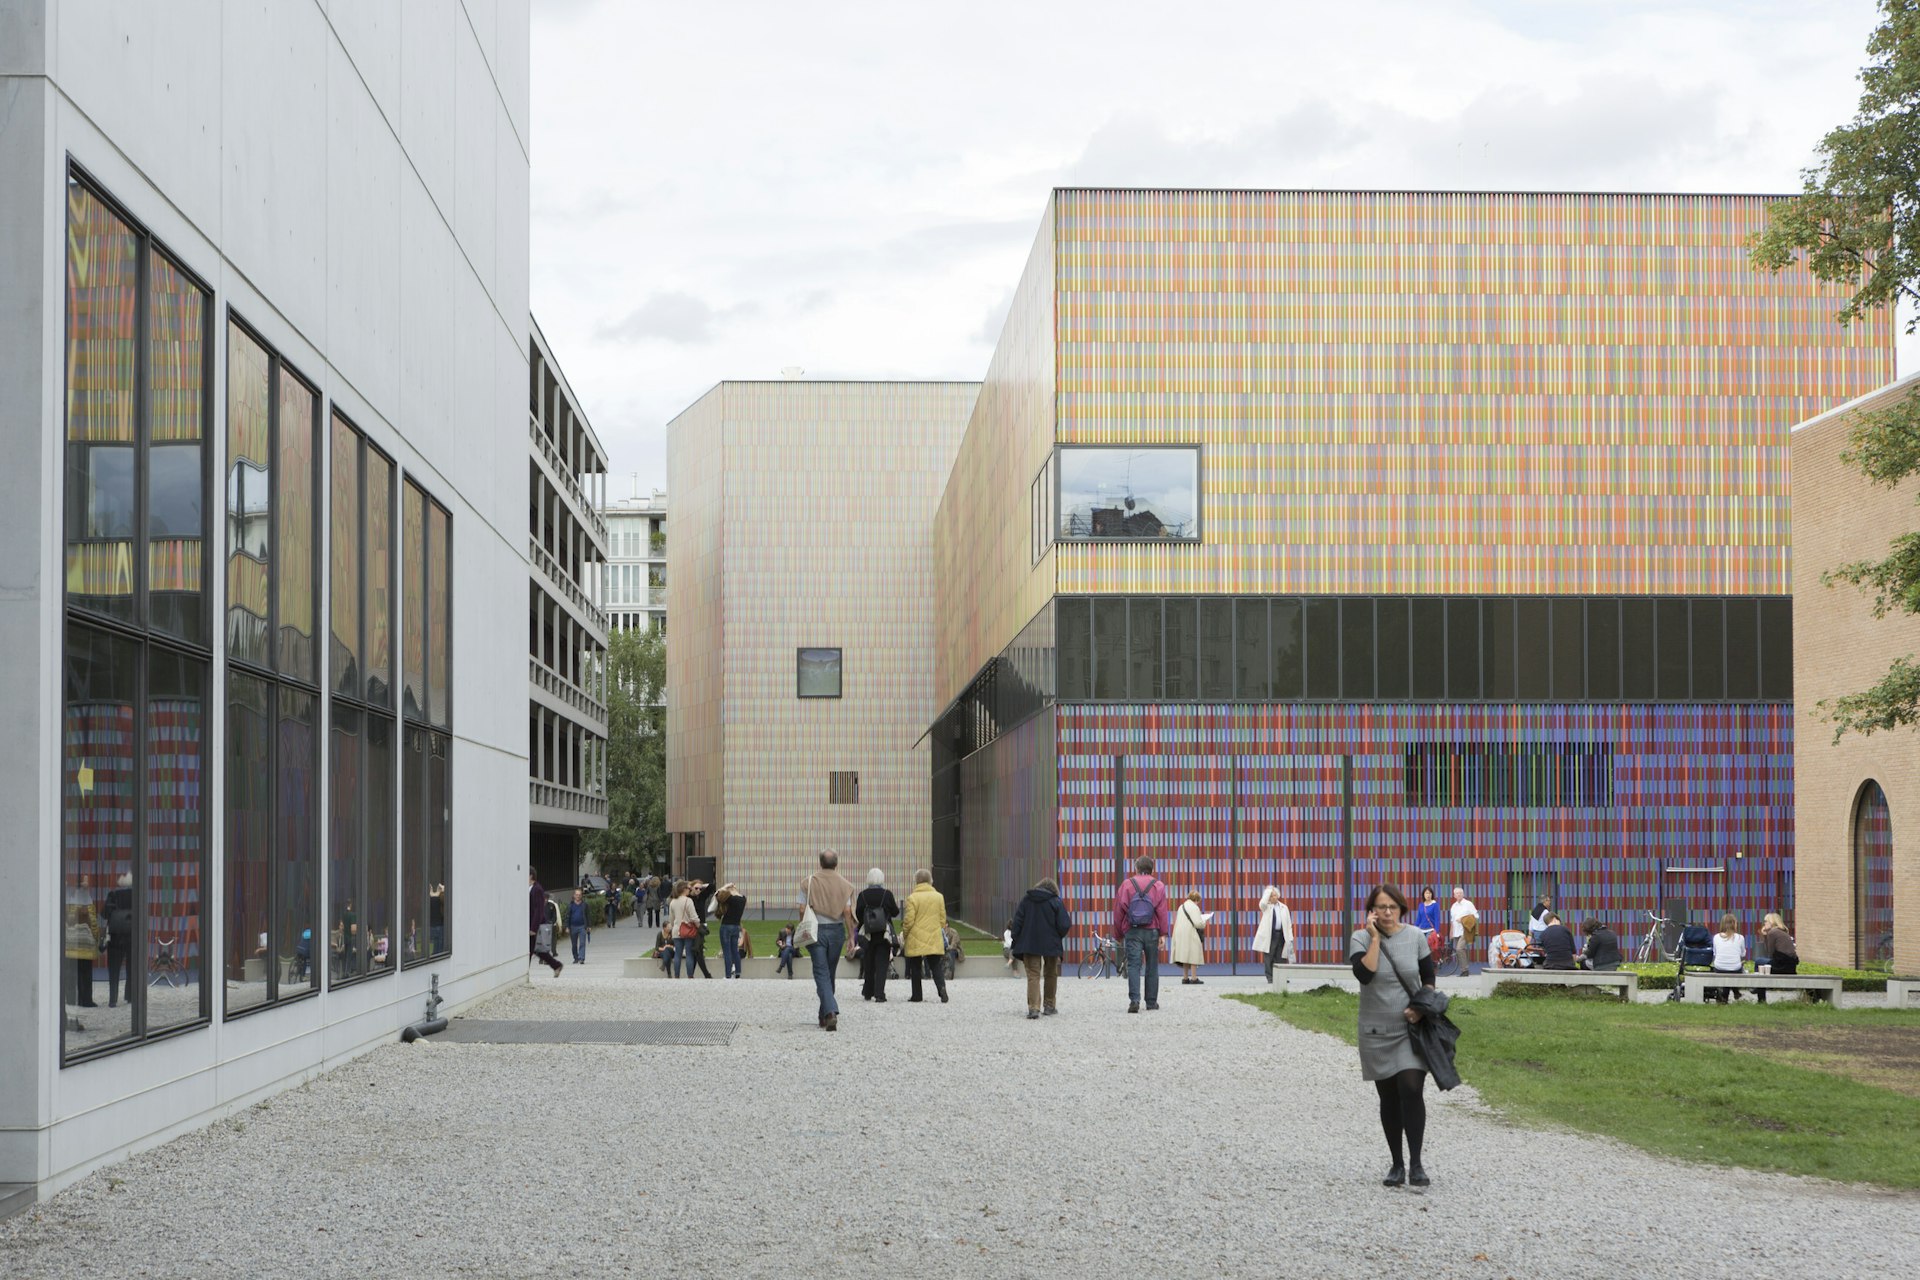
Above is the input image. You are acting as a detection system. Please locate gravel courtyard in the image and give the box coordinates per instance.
[5,947,1917,1279]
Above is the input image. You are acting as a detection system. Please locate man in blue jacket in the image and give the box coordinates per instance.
[568,889,590,964]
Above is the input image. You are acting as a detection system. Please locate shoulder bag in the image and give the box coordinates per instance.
[1184,903,1206,939]
[795,876,820,948]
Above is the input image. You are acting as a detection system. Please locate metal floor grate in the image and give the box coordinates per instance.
[434,1020,735,1046]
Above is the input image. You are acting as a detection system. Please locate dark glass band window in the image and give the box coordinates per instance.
[401,478,452,966]
[1049,595,1791,704]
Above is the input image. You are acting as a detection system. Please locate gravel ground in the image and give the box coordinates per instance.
[5,940,1916,1280]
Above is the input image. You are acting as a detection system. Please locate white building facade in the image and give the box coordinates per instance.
[0,0,536,1208]
[601,489,667,638]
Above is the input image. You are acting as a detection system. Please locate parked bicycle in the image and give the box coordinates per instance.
[1077,935,1124,980]
[1635,910,1673,965]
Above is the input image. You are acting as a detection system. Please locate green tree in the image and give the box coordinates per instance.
[1752,0,1920,739]
[587,627,668,869]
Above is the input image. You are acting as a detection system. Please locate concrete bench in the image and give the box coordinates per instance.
[1679,971,1843,1004]
[1485,968,1636,1001]
[1885,978,1919,1007]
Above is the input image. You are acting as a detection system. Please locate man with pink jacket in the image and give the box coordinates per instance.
[1112,855,1170,1014]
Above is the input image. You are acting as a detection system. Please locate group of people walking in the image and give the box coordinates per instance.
[796,856,957,1029]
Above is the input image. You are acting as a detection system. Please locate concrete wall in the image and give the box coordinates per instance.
[1791,375,1920,975]
[0,0,533,1199]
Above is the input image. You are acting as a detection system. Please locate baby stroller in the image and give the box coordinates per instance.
[1668,923,1716,1004]
[1493,930,1538,969]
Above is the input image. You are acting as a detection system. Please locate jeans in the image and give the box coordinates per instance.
[1124,928,1160,1006]
[674,935,697,977]
[810,922,845,1018]
[431,925,444,954]
[572,928,588,964]
[1264,932,1288,981]
[1023,954,1060,1011]
[777,946,796,976]
[907,953,947,1001]
[721,924,743,978]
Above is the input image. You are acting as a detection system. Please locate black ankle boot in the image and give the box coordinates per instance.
[1382,1164,1406,1187]
[1408,1164,1430,1188]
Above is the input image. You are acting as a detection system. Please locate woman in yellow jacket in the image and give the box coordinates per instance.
[899,870,949,1004]
[65,897,102,1013]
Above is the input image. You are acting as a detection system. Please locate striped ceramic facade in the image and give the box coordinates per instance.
[1052,702,1792,966]
[666,382,977,906]
[936,188,1892,938]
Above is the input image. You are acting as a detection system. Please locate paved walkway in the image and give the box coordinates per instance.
[4,921,1916,1278]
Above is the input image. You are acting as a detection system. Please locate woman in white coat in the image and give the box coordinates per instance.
[1250,885,1296,981]
[1170,890,1209,983]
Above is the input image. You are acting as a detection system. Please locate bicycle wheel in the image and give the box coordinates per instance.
[1077,956,1095,979]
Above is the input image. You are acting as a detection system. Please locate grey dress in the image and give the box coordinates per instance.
[1348,926,1428,1081]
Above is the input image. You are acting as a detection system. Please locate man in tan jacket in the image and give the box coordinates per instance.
[799,849,857,1030]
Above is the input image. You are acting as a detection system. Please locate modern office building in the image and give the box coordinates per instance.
[930,188,1891,958]
[665,382,977,901]
[527,322,609,892]
[1790,374,1917,976]
[1,2,537,1207]
[602,487,669,637]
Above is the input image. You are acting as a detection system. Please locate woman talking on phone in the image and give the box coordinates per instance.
[1349,884,1439,1189]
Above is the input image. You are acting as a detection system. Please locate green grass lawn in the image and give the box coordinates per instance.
[1232,988,1920,1188]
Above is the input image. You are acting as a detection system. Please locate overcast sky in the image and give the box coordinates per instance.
[527,0,1908,500]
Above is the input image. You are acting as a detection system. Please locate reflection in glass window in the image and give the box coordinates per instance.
[61,172,211,1061]
[797,648,843,698]
[225,673,272,1013]
[226,325,271,667]
[366,453,392,706]
[1056,447,1198,541]
[276,690,317,998]
[402,482,427,720]
[277,377,317,680]
[330,416,361,697]
[429,501,450,726]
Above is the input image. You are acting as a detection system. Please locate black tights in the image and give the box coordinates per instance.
[1373,1069,1428,1167]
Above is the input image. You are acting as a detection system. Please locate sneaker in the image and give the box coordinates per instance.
[1043,1006,1058,1016]
[824,1014,838,1031]
[1146,1002,1160,1011]
[1027,1010,1040,1020]
[1408,1165,1430,1188]
[1382,1165,1406,1188]
[1128,1002,1140,1013]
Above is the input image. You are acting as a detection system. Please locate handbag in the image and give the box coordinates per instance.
[1184,903,1206,939]
[796,877,821,948]
[677,922,698,939]
[535,922,555,955]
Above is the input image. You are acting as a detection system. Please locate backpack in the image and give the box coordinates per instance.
[861,893,890,936]
[1124,877,1157,928]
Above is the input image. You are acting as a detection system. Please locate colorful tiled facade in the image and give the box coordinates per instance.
[938,188,1892,946]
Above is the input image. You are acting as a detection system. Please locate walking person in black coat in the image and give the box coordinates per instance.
[1010,878,1073,1019]
[854,869,900,1003]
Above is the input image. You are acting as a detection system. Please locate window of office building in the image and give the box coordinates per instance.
[327,415,398,984]
[1055,446,1199,542]
[797,647,843,698]
[61,172,212,1060]
[223,319,322,1015]
[828,771,860,803]
[401,479,453,964]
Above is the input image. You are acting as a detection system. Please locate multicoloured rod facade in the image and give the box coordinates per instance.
[931,188,1892,944]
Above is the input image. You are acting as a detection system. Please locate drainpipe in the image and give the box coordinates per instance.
[401,974,447,1042]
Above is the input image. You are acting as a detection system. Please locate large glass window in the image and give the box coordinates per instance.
[1304,599,1338,698]
[1128,597,1163,700]
[1235,599,1269,700]
[1055,446,1199,542]
[796,647,843,698]
[1093,598,1127,700]
[401,479,452,964]
[61,173,211,1062]
[330,423,400,982]
[222,320,321,1016]
[1199,599,1233,700]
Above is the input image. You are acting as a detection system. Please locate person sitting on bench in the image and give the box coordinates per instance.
[1580,919,1621,971]
[1537,912,1578,970]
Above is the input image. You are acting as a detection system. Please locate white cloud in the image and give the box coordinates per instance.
[528,0,1904,493]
